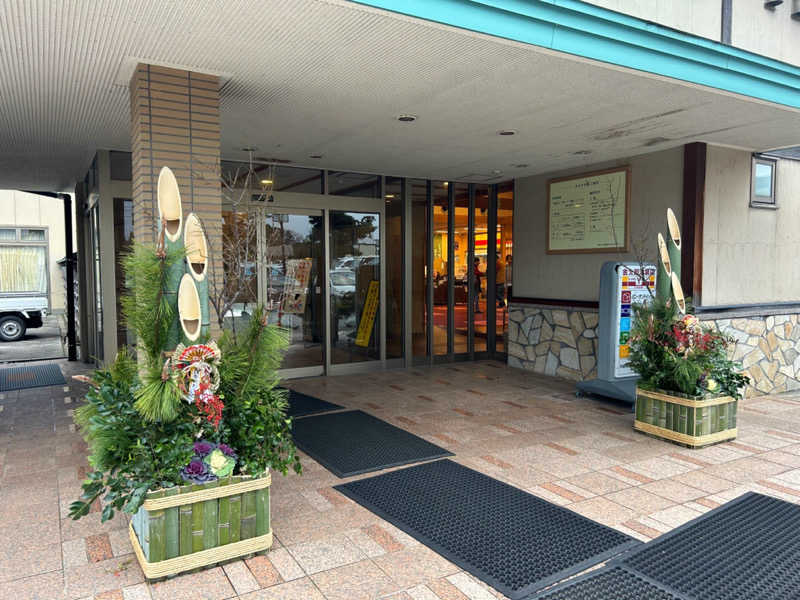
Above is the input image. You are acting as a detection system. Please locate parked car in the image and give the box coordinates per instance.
[0,296,46,341]
[330,269,356,298]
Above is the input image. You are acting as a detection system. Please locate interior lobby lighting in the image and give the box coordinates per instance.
[385,194,395,199]
[260,179,273,185]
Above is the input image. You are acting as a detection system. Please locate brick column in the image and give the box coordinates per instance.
[130,64,223,333]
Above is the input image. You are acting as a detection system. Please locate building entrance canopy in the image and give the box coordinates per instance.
[0,0,799,192]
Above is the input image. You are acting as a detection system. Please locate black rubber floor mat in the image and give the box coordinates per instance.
[335,459,640,599]
[292,410,452,477]
[613,492,800,600]
[529,566,689,599]
[280,387,343,418]
[0,363,65,391]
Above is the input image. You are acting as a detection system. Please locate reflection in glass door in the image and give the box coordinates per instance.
[262,212,324,372]
[329,210,381,364]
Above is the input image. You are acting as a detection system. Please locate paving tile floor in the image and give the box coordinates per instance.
[3,359,800,599]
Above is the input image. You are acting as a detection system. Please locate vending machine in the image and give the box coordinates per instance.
[576,261,656,404]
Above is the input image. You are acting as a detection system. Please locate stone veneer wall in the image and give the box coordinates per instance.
[507,304,599,381]
[507,304,800,396]
[703,314,800,395]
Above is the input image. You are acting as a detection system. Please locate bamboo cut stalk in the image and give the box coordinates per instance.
[184,213,210,340]
[218,478,231,547]
[255,487,270,536]
[157,166,183,242]
[202,480,219,550]
[229,494,242,543]
[191,484,205,554]
[178,274,202,343]
[164,487,180,559]
[656,232,672,302]
[241,491,256,540]
[179,503,193,556]
[158,166,186,351]
[666,208,682,285]
[671,272,686,314]
[148,509,167,563]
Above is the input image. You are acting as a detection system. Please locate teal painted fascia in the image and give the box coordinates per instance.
[351,0,800,109]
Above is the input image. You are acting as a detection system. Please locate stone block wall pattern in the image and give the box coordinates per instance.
[507,304,599,381]
[704,314,800,395]
[130,64,222,334]
[506,303,800,397]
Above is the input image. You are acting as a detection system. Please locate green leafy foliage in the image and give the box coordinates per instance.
[629,296,750,399]
[70,352,195,521]
[133,367,182,422]
[119,242,183,366]
[119,242,186,422]
[217,306,301,477]
[73,239,302,523]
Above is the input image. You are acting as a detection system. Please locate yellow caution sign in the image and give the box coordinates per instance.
[355,280,380,347]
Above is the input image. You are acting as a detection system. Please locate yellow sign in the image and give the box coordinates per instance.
[547,167,630,253]
[355,280,379,347]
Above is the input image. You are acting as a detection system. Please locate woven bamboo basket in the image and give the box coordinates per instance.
[130,472,272,579]
[634,387,737,448]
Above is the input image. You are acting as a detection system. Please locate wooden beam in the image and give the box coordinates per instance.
[682,142,706,303]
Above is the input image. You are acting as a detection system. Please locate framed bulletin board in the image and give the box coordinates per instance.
[546,166,631,254]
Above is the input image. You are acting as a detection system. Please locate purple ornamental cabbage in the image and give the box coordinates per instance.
[217,443,237,458]
[180,459,216,484]
[193,441,214,456]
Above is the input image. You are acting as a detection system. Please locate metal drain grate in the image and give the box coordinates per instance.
[614,492,800,600]
[0,363,66,391]
[529,566,689,599]
[336,459,640,599]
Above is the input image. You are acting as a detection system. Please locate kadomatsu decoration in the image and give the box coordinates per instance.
[628,208,749,448]
[70,166,301,579]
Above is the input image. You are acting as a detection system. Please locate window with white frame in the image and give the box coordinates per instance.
[751,155,777,207]
[0,227,48,294]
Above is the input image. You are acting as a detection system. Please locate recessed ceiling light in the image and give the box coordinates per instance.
[397,114,417,122]
[512,163,529,168]
[498,129,517,136]
[309,153,324,159]
[260,179,273,185]
[385,194,395,199]
[491,169,503,175]
[241,146,258,152]
[572,149,592,155]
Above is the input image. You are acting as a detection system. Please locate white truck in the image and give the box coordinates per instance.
[0,295,47,342]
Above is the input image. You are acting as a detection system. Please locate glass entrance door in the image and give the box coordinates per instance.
[329,210,381,366]
[261,211,324,376]
[412,182,513,363]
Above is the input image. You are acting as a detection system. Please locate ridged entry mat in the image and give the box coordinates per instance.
[612,492,800,600]
[279,387,343,418]
[0,363,65,391]
[529,566,688,599]
[335,459,640,599]
[292,410,453,477]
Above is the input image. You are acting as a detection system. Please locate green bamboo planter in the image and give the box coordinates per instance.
[130,472,272,579]
[634,388,737,448]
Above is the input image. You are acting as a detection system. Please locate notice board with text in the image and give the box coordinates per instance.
[547,166,630,254]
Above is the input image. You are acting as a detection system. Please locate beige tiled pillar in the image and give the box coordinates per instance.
[130,64,222,334]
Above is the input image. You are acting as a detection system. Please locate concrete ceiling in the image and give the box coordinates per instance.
[1,0,800,192]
